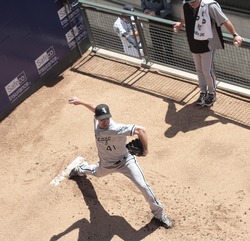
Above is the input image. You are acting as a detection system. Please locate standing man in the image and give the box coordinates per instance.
[141,0,173,63]
[113,4,143,57]
[174,0,243,106]
[68,96,173,229]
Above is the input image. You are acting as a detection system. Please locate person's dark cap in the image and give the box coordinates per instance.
[95,104,112,120]
[184,0,196,3]
[123,4,134,11]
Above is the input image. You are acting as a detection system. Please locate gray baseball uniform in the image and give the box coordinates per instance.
[184,0,228,94]
[76,118,164,220]
[113,16,143,57]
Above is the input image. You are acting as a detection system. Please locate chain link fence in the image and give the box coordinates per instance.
[79,0,250,89]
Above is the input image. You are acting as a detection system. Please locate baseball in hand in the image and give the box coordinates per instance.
[233,41,239,47]
[68,96,78,104]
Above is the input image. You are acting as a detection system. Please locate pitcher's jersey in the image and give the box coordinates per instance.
[94,119,135,167]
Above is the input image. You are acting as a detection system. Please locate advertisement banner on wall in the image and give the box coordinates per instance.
[0,0,88,120]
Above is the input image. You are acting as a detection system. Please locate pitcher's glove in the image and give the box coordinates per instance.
[126,138,144,156]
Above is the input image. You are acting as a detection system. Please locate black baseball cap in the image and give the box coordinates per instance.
[123,4,134,11]
[95,104,112,120]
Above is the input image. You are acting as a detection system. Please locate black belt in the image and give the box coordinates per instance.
[114,156,126,165]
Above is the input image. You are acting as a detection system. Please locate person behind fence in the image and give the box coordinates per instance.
[67,96,173,229]
[141,0,173,63]
[174,0,243,107]
[113,4,143,57]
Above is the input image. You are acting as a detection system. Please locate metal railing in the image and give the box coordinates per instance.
[79,0,250,90]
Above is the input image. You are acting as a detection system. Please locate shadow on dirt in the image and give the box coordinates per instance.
[50,176,162,241]
[71,54,250,132]
[164,99,250,138]
[164,99,232,138]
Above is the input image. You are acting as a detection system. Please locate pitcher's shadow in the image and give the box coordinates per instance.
[164,99,228,138]
[50,177,160,241]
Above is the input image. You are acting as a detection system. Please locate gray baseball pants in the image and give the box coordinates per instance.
[192,50,216,94]
[77,154,165,220]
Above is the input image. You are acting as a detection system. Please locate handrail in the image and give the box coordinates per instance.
[79,0,250,47]
[78,0,250,90]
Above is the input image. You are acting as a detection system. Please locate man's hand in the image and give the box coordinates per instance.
[68,97,96,112]
[68,96,83,105]
[144,9,155,16]
[233,35,244,47]
[173,22,183,32]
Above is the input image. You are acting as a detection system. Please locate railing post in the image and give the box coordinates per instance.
[79,6,97,51]
[134,16,152,68]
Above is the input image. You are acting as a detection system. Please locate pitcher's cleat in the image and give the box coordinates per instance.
[68,167,79,179]
[68,161,88,179]
[157,213,173,229]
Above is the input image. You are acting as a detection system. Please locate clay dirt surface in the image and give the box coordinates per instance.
[1,52,250,241]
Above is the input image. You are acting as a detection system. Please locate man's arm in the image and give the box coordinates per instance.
[134,126,148,156]
[209,3,244,46]
[68,96,96,113]
[142,0,172,19]
[223,19,244,46]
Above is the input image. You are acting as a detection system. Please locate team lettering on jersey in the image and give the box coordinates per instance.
[96,135,111,145]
